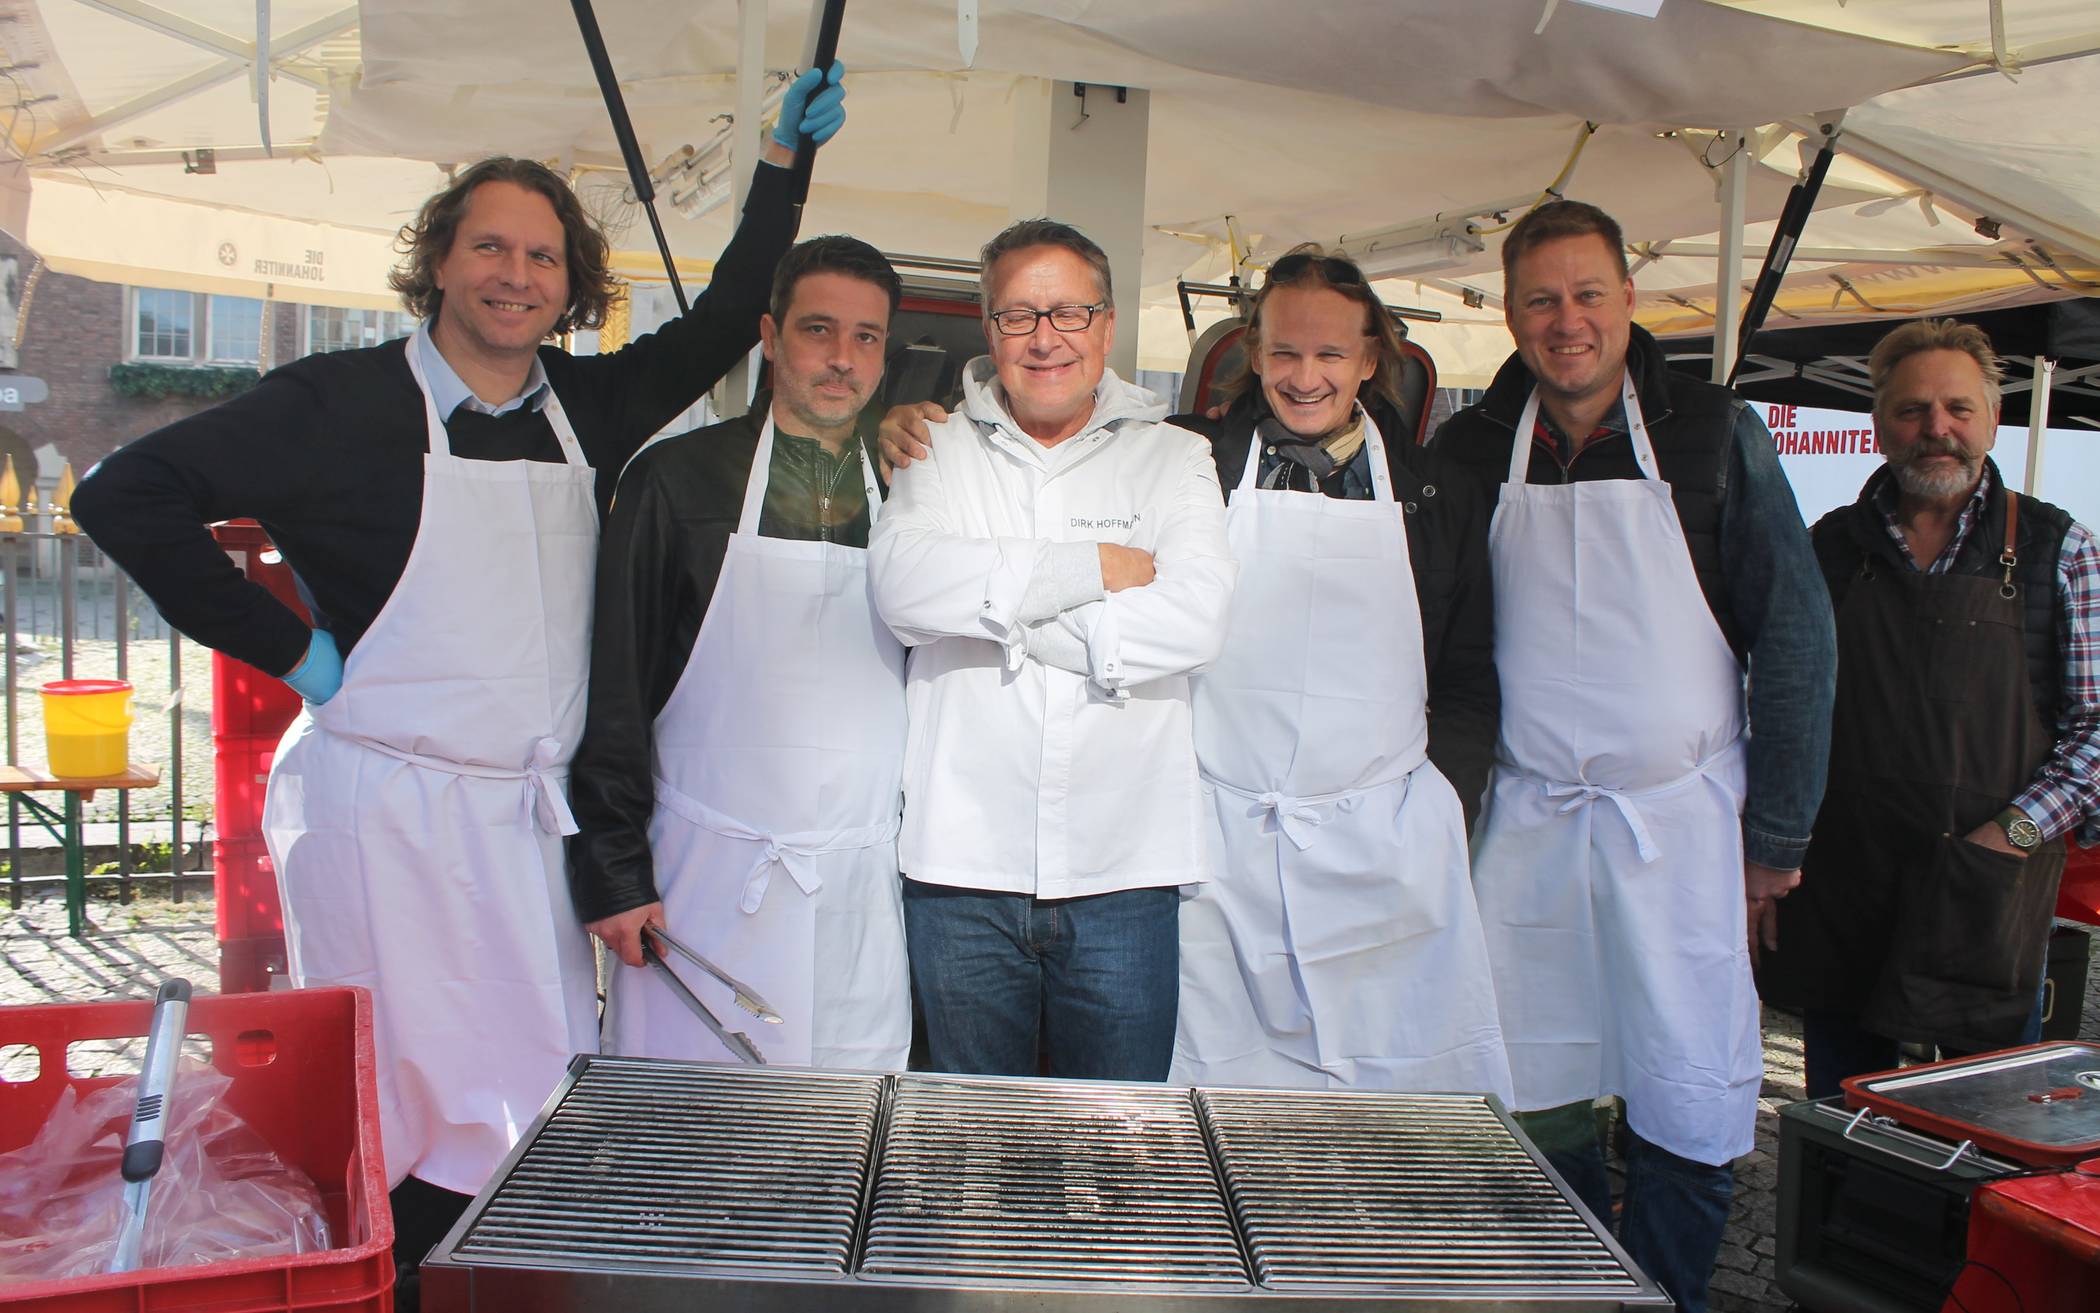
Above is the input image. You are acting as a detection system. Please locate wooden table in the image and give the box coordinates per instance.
[0,764,162,938]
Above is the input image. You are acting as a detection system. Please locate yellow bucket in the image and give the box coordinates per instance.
[41,679,134,778]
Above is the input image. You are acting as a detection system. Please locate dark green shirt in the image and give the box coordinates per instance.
[757,428,872,547]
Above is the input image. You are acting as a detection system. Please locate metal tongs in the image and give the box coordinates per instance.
[640,924,781,1065]
[110,977,192,1273]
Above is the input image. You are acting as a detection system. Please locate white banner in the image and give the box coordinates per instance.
[1769,402,2100,533]
[23,176,402,309]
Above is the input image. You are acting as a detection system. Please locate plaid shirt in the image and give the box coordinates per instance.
[1875,466,2100,845]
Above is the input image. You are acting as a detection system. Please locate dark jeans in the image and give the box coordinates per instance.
[1519,1101,1734,1313]
[1803,981,2047,1099]
[902,880,1179,1081]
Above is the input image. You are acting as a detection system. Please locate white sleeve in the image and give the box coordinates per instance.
[1053,435,1237,695]
[869,425,1094,657]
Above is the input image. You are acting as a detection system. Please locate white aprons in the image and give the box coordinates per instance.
[1471,378,1761,1167]
[263,330,600,1194]
[1172,414,1512,1098]
[609,417,910,1070]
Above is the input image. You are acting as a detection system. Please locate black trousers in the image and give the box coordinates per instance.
[389,1177,473,1313]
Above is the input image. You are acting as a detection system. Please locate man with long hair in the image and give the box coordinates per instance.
[1163,246,1510,1095]
[74,66,847,1307]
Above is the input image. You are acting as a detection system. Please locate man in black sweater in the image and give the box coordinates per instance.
[73,67,846,1308]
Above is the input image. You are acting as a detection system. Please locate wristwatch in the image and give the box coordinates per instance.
[1995,807,2043,852]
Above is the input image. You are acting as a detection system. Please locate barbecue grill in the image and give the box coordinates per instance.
[422,1056,1672,1310]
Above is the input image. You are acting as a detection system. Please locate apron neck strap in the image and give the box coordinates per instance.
[858,438,884,526]
[1242,405,1395,502]
[404,325,587,468]
[2000,484,2020,596]
[404,329,452,457]
[1507,372,1659,485]
[738,415,779,533]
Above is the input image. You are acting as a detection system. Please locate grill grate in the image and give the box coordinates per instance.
[449,1057,883,1275]
[1199,1088,1648,1294]
[858,1074,1251,1289]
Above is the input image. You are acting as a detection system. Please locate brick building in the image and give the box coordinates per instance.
[0,229,414,497]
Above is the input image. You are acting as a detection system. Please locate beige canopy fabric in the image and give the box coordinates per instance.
[2,1,2096,381]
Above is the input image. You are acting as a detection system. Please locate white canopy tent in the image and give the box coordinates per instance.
[1,0,2095,381]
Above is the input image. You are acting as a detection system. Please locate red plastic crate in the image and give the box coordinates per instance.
[0,987,393,1311]
[211,654,304,746]
[219,934,290,998]
[209,522,311,619]
[214,829,280,942]
[207,520,310,750]
[212,732,282,848]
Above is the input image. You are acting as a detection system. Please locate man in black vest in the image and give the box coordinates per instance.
[1431,200,1835,1313]
[1760,319,2100,1097]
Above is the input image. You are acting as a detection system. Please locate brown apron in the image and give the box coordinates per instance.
[1764,500,2066,1052]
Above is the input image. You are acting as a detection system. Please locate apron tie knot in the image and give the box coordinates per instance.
[742,840,824,914]
[1252,790,1332,851]
[1544,780,1661,864]
[524,736,579,837]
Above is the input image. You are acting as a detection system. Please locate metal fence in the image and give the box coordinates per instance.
[2,529,210,908]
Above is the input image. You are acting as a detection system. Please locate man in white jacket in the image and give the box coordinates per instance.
[869,218,1236,1081]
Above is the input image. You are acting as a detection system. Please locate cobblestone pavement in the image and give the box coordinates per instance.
[5,891,2096,1310]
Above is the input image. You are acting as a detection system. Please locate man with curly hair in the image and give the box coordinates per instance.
[73,66,846,1306]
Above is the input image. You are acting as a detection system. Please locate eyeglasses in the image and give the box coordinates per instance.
[987,303,1107,336]
[1267,252,1367,287]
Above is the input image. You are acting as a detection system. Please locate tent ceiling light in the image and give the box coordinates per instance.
[1344,226,1488,279]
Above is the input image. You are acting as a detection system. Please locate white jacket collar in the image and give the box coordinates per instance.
[958,356,1166,457]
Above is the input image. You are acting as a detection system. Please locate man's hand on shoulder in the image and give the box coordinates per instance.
[878,401,947,477]
[1099,543,1156,593]
[588,901,666,968]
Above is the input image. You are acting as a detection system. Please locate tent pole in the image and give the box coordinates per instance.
[1728,131,1837,387]
[787,0,849,222]
[2025,356,2054,496]
[715,0,769,420]
[1711,129,1750,385]
[568,0,687,312]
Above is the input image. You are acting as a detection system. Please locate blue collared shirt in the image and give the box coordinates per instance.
[415,321,551,420]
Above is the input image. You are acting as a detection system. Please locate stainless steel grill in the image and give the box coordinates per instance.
[860,1073,1248,1288]
[1200,1087,1651,1298]
[424,1056,1671,1310]
[445,1058,883,1276]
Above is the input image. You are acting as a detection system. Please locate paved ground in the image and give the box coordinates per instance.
[3,890,2094,1310]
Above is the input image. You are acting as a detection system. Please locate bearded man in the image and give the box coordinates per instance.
[1759,318,2100,1096]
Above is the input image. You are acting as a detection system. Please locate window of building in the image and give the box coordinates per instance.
[306,306,417,356]
[206,295,265,365]
[132,288,193,361]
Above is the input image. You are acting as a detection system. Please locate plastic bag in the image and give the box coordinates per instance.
[0,1056,331,1282]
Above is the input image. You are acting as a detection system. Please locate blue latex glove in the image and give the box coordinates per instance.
[283,628,342,705]
[771,60,847,150]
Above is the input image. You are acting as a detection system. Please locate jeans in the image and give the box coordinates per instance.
[1518,1101,1734,1313]
[902,880,1180,1081]
[1804,980,2048,1099]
